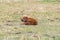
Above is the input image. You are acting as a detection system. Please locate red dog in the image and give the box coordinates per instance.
[21,15,37,25]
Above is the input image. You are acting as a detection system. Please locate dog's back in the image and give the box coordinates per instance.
[27,18,37,25]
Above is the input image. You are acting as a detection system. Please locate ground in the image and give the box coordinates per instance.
[0,0,60,40]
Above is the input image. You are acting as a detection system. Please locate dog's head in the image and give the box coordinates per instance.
[21,16,28,22]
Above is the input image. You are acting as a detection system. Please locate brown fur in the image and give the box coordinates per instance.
[21,16,37,25]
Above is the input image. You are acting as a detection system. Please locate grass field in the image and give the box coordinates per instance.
[0,0,60,40]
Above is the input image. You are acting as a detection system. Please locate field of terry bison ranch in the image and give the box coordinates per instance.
[0,0,60,40]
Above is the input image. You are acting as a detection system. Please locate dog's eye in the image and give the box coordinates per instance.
[24,20,27,22]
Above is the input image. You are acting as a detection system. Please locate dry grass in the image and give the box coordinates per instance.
[0,0,60,40]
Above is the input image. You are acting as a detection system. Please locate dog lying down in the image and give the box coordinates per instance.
[21,15,37,25]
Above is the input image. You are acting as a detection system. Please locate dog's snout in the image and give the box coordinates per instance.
[21,19,23,21]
